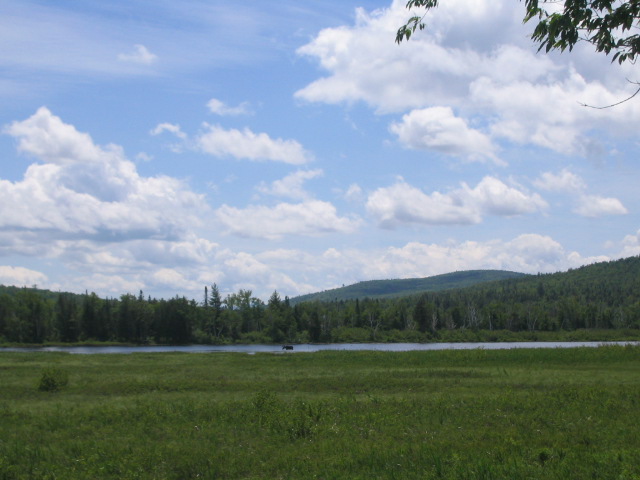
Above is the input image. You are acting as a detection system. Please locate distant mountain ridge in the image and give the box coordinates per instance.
[290,270,529,304]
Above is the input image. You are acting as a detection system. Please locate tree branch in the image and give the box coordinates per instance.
[579,80,640,109]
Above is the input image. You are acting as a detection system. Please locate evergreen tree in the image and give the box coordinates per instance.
[56,293,79,342]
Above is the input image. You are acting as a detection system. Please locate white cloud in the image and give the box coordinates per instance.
[534,169,586,193]
[135,152,153,162]
[214,250,313,297]
[6,106,104,165]
[257,169,323,200]
[222,251,270,279]
[0,266,48,287]
[197,124,312,164]
[367,180,481,227]
[1,107,207,240]
[534,169,627,217]
[344,183,364,202]
[69,273,146,296]
[390,107,501,164]
[296,2,487,112]
[460,176,547,216]
[150,123,187,153]
[366,176,545,228]
[215,201,361,239]
[64,235,219,275]
[573,195,628,218]
[295,1,549,112]
[150,123,187,139]
[618,230,640,258]
[117,44,158,65]
[468,73,640,155]
[152,268,196,290]
[37,234,223,296]
[207,98,252,116]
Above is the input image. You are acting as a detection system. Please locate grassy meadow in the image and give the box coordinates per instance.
[1,346,639,479]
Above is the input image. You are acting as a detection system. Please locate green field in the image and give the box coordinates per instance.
[1,346,639,479]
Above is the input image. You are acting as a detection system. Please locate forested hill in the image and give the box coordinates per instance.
[290,270,528,304]
[0,285,74,301]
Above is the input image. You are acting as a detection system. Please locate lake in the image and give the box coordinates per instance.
[0,341,637,354]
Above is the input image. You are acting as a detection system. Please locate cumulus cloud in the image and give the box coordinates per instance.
[150,123,187,139]
[534,169,627,217]
[367,181,481,227]
[344,183,364,202]
[468,73,640,155]
[216,250,313,297]
[618,229,640,258]
[534,169,586,193]
[390,107,501,164]
[117,44,158,65]
[366,176,546,228]
[196,124,312,164]
[296,0,640,158]
[573,195,628,218]
[460,176,547,216]
[135,152,153,162]
[257,169,323,200]
[68,247,259,299]
[69,273,146,296]
[150,101,311,163]
[0,266,48,287]
[215,201,361,239]
[294,1,513,112]
[207,98,252,116]
[152,268,196,290]
[1,107,207,240]
[36,234,224,297]
[6,106,104,165]
[62,235,219,276]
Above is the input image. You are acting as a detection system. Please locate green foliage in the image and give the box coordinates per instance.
[330,326,372,342]
[250,390,321,440]
[395,0,439,43]
[397,0,640,65]
[525,0,640,64]
[37,367,69,392]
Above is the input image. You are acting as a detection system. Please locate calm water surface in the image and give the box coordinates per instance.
[1,341,637,354]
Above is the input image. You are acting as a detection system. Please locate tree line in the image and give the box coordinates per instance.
[1,256,639,345]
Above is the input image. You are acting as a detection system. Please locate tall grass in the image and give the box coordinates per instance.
[1,346,639,479]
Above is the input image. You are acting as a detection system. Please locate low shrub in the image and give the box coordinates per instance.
[38,368,69,392]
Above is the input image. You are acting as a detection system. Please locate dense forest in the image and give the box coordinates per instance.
[1,256,639,345]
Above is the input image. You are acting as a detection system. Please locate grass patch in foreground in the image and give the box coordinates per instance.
[0,346,639,479]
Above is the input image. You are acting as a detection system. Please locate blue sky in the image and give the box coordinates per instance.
[1,0,639,300]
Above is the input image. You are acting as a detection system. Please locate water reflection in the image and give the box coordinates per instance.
[1,341,637,354]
